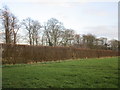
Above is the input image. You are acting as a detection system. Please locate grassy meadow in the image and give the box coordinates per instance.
[2,57,118,88]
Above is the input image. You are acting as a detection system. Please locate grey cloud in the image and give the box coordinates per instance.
[83,25,118,40]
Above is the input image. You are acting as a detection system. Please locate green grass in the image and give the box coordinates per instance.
[2,57,119,88]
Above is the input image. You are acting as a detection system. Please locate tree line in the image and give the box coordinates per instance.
[0,6,120,51]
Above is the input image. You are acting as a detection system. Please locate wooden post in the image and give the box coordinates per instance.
[0,44,2,89]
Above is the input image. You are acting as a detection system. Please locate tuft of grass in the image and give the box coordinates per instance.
[2,57,118,88]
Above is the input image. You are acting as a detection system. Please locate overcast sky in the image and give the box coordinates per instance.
[0,0,118,40]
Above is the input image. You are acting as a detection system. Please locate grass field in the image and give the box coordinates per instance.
[2,57,118,88]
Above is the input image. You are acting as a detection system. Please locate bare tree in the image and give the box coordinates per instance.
[31,20,41,45]
[0,6,12,44]
[22,18,41,45]
[60,29,75,46]
[0,6,20,44]
[74,34,81,44]
[44,18,64,46]
[72,34,82,48]
[82,34,96,49]
[22,18,33,45]
[43,24,52,46]
[10,14,20,44]
[41,33,48,46]
[109,39,118,51]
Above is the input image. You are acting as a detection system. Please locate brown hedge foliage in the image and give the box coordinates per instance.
[1,44,119,64]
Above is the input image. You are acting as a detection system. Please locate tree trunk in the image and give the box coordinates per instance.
[36,38,38,45]
[29,31,32,45]
[13,33,16,44]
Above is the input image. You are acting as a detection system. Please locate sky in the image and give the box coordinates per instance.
[0,0,119,41]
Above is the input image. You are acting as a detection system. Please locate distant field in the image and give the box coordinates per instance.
[2,57,118,88]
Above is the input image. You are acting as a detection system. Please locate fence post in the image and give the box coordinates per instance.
[0,44,2,89]
[0,44,2,65]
